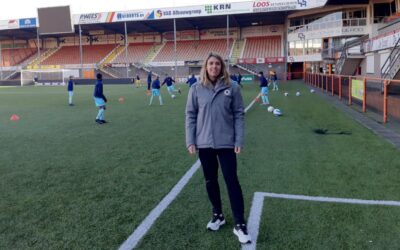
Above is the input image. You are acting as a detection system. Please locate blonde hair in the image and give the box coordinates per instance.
[200,52,230,86]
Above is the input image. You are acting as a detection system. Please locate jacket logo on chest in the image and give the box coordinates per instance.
[224,89,231,96]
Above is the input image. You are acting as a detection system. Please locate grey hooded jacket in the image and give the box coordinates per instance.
[185,79,245,149]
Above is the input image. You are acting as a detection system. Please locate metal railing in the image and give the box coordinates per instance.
[305,72,400,123]
[381,35,400,81]
[335,35,368,74]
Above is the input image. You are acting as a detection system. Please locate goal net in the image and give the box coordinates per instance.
[21,69,80,86]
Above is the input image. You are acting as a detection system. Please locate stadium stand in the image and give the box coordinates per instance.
[111,43,154,64]
[242,36,282,58]
[153,39,233,62]
[41,44,116,65]
[0,48,37,67]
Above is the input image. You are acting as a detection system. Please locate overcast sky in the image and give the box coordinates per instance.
[0,0,245,20]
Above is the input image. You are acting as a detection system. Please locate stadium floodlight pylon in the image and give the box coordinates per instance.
[21,68,79,86]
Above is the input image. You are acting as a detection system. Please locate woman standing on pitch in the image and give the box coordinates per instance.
[185,52,251,244]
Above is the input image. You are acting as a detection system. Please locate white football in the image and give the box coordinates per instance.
[267,106,274,112]
[171,95,176,99]
[284,92,289,96]
[296,92,301,96]
[310,89,315,93]
[273,109,282,116]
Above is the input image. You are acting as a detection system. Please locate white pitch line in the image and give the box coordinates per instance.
[262,192,400,206]
[245,93,261,113]
[118,159,201,250]
[119,94,260,250]
[243,192,400,250]
[242,192,265,250]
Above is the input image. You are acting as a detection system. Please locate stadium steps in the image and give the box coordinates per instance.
[340,58,363,75]
[3,50,45,80]
[144,43,165,64]
[236,64,257,75]
[99,44,125,68]
[381,35,400,81]
[335,35,368,75]
[99,66,120,78]
[27,47,60,69]
[94,45,125,79]
[230,39,245,64]
[132,63,162,78]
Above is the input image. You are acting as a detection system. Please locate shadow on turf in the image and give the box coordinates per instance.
[313,128,352,135]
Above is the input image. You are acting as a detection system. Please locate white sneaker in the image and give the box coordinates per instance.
[206,214,225,231]
[233,224,251,244]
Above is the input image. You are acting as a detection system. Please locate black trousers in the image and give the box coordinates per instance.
[198,148,245,225]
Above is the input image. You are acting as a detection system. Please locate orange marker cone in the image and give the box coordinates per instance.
[10,114,20,121]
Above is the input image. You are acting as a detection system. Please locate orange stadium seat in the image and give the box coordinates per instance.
[242,36,282,58]
[41,44,116,65]
[112,43,154,64]
[0,48,37,67]
[154,39,233,62]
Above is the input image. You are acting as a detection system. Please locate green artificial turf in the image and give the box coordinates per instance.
[1,81,399,250]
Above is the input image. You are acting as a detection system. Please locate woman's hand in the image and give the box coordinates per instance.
[234,147,241,154]
[188,145,197,155]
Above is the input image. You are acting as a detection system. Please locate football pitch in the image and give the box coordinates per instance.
[1,81,400,249]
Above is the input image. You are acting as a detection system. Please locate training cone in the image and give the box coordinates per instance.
[10,114,20,121]
[119,97,125,102]
[255,97,260,103]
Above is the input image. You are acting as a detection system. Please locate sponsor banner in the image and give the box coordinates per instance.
[1,66,19,71]
[238,57,285,64]
[113,10,155,22]
[288,26,367,41]
[35,82,66,86]
[148,61,185,67]
[200,27,239,40]
[252,0,327,13]
[242,25,284,38]
[203,2,253,16]
[266,57,285,63]
[287,54,322,62]
[351,79,364,101]
[238,58,256,64]
[111,63,129,67]
[256,58,265,64]
[73,2,254,24]
[241,74,255,83]
[154,7,202,20]
[154,2,253,20]
[19,18,37,28]
[363,29,400,53]
[75,12,114,24]
[0,19,19,30]
[70,1,328,25]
